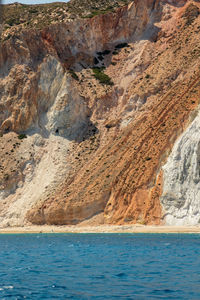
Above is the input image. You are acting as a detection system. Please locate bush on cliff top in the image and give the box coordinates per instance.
[2,0,132,35]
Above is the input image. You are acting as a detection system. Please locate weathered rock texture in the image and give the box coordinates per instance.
[0,0,200,227]
[161,111,200,225]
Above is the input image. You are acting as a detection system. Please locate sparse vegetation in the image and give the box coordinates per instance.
[92,68,114,85]
[6,17,20,26]
[18,134,27,140]
[1,0,132,36]
[145,157,152,161]
[29,8,38,14]
[3,34,12,41]
[182,3,200,26]
[69,69,79,81]
[4,174,9,181]
[86,7,114,18]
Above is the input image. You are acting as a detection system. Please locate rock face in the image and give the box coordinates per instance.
[0,0,200,227]
[0,0,158,134]
[38,56,90,140]
[161,112,200,225]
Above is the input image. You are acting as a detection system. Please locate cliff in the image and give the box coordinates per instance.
[0,0,200,227]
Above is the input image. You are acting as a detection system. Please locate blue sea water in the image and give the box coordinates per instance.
[0,234,199,299]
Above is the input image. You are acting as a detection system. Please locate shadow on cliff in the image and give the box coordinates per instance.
[32,113,99,143]
[60,0,190,78]
[60,23,161,74]
[56,0,189,73]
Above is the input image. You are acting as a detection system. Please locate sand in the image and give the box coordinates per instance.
[0,224,200,234]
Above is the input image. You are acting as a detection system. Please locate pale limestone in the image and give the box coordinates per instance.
[0,134,71,227]
[161,110,200,225]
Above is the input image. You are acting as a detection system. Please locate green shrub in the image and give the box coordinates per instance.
[86,7,114,18]
[6,18,20,26]
[92,68,114,85]
[3,34,12,41]
[87,11,103,18]
[145,156,152,161]
[18,134,27,140]
[29,8,38,14]
[69,69,79,81]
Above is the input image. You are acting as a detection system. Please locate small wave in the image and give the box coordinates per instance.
[94,275,105,279]
[29,270,40,274]
[116,272,126,278]
[153,288,175,294]
[51,284,67,290]
[83,265,91,269]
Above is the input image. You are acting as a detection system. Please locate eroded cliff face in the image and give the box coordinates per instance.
[0,0,200,227]
[0,0,158,134]
[161,111,200,225]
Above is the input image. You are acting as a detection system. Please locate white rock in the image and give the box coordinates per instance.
[161,111,200,225]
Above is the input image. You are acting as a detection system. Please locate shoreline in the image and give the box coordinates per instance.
[0,224,200,234]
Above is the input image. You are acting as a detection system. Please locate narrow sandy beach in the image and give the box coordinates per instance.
[0,225,200,234]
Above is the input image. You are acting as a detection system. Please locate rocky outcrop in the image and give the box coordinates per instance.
[0,0,159,135]
[161,111,200,225]
[0,0,200,227]
[38,56,91,140]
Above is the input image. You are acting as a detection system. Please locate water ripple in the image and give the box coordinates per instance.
[0,234,199,299]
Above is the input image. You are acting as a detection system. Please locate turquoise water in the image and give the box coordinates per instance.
[0,234,199,299]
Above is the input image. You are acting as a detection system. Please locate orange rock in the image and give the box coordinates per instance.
[0,0,200,226]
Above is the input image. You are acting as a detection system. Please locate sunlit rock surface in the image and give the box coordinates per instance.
[0,0,200,226]
[161,111,200,225]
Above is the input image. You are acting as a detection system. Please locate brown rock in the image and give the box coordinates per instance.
[0,0,200,227]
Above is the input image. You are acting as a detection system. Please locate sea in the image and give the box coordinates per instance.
[0,233,199,299]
